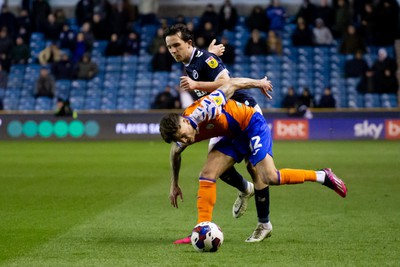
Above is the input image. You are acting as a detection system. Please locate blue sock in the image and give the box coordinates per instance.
[255,186,270,223]
[219,167,248,192]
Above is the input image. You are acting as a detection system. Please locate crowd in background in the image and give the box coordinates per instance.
[0,0,399,111]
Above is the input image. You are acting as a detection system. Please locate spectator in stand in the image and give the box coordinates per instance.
[0,52,10,72]
[148,27,164,55]
[91,13,109,40]
[312,18,334,46]
[16,9,31,40]
[0,28,12,71]
[359,2,377,46]
[266,30,282,55]
[76,53,98,80]
[151,45,174,72]
[75,0,94,27]
[0,27,13,56]
[332,0,351,39]
[244,29,268,56]
[104,33,124,56]
[59,24,76,51]
[197,4,219,34]
[195,36,207,50]
[51,52,75,80]
[72,32,88,63]
[38,42,61,65]
[291,16,313,46]
[34,67,55,98]
[338,24,366,55]
[344,50,369,78]
[54,9,67,27]
[298,87,315,108]
[122,0,138,23]
[198,21,217,47]
[124,31,140,56]
[0,5,17,39]
[265,0,286,37]
[137,0,159,25]
[374,0,399,46]
[43,13,62,41]
[93,0,112,23]
[80,22,94,51]
[109,1,130,36]
[219,36,235,66]
[246,5,269,33]
[0,64,8,88]
[318,86,336,108]
[295,0,317,28]
[152,85,180,109]
[218,0,238,33]
[315,0,335,31]
[371,48,398,94]
[31,0,52,33]
[11,36,30,64]
[281,86,298,109]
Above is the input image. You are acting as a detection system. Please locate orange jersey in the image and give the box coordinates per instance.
[183,91,257,142]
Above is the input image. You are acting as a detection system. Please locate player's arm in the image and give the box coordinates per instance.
[169,142,187,208]
[180,69,230,92]
[219,77,273,100]
[189,77,273,125]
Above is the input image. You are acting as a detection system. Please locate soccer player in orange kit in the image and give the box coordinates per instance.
[160,77,347,242]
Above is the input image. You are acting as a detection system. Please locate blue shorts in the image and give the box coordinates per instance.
[213,112,273,166]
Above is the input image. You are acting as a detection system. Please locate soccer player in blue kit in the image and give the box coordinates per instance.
[164,24,273,243]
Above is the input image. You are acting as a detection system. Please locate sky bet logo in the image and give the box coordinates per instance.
[273,120,309,140]
[354,120,383,139]
[385,120,400,140]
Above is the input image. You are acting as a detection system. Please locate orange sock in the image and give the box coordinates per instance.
[278,169,317,184]
[197,178,217,223]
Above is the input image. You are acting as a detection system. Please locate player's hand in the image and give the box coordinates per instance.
[208,39,225,57]
[169,184,183,208]
[180,76,197,91]
[259,76,273,100]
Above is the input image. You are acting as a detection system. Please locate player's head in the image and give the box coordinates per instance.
[164,24,194,64]
[160,113,196,144]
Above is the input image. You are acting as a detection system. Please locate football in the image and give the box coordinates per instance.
[191,221,224,252]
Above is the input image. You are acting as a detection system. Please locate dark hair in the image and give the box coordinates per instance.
[159,113,182,143]
[163,24,194,43]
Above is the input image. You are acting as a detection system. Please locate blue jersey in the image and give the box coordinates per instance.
[185,48,257,107]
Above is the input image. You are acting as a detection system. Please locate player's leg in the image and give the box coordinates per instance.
[244,162,272,243]
[209,137,254,218]
[197,149,235,223]
[253,155,347,198]
[173,150,235,245]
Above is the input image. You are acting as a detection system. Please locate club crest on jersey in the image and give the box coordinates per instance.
[205,56,218,69]
[192,70,199,79]
[212,96,223,106]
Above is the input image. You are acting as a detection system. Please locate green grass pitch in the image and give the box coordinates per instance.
[0,140,399,266]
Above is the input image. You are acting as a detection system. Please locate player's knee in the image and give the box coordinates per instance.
[200,169,219,181]
[263,169,279,185]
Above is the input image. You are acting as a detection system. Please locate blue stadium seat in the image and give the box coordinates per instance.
[18,97,35,110]
[70,96,85,110]
[35,97,53,111]
[364,93,381,108]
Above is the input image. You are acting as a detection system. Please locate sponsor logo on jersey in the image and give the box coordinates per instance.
[205,56,218,69]
[196,50,203,57]
[192,70,199,79]
[206,124,215,129]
